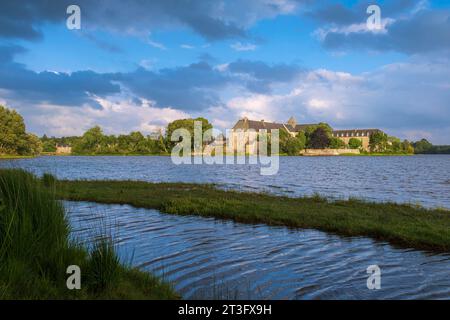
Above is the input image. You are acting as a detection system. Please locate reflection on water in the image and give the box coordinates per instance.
[66,201,450,300]
[2,155,450,208]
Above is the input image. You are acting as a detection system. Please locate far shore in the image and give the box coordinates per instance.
[2,152,424,158]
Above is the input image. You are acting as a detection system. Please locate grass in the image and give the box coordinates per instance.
[339,152,414,156]
[52,179,450,253]
[0,155,36,159]
[0,169,178,299]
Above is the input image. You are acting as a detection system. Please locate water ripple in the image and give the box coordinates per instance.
[66,201,450,300]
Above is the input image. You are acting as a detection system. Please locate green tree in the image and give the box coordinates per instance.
[0,105,41,155]
[413,139,433,154]
[282,132,306,156]
[165,118,213,151]
[42,141,57,152]
[348,138,362,149]
[369,131,388,152]
[72,126,105,154]
[402,140,414,154]
[329,137,346,149]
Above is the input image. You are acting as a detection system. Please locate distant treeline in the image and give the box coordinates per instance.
[41,118,213,155]
[413,139,450,154]
[1,105,449,156]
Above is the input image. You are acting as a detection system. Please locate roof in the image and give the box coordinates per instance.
[232,119,284,131]
[232,118,318,133]
[332,129,381,137]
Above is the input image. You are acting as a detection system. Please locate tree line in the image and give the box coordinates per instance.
[1,105,449,156]
[41,118,213,155]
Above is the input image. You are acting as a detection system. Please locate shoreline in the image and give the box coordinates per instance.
[0,155,36,159]
[54,179,450,253]
[1,153,423,158]
[0,169,179,299]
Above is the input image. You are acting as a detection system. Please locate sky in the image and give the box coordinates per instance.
[1,0,450,143]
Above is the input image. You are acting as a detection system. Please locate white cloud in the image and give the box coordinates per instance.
[15,95,189,137]
[230,42,258,51]
[314,18,394,41]
[145,34,167,50]
[208,58,450,144]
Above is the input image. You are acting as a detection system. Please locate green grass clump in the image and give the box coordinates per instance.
[0,169,178,299]
[42,173,57,187]
[86,238,120,292]
[55,179,450,252]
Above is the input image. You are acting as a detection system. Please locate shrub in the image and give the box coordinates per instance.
[348,138,363,149]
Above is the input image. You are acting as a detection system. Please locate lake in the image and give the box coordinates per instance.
[2,155,450,299]
[67,201,450,299]
[1,155,450,208]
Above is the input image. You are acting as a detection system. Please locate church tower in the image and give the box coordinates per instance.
[287,116,297,128]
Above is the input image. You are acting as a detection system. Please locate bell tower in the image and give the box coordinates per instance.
[287,116,297,127]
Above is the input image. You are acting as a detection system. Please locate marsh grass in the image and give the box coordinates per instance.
[0,169,178,299]
[42,173,57,188]
[54,179,450,252]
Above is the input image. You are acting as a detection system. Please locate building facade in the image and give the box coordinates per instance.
[230,117,381,154]
[331,129,381,151]
[55,144,72,154]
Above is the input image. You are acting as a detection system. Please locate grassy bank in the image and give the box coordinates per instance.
[54,179,450,252]
[339,152,414,156]
[0,169,178,299]
[0,155,36,159]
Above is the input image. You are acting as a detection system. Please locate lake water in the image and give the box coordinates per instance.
[67,201,450,300]
[2,155,450,299]
[1,155,450,208]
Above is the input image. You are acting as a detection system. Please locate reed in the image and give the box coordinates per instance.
[0,169,178,299]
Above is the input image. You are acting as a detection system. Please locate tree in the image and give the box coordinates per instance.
[309,127,330,149]
[402,140,414,154]
[165,117,213,151]
[283,132,306,156]
[42,140,57,152]
[26,134,43,155]
[72,126,105,154]
[413,139,433,154]
[348,138,362,149]
[369,131,388,152]
[329,137,346,149]
[0,105,42,155]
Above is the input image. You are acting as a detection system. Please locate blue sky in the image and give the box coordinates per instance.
[1,0,450,143]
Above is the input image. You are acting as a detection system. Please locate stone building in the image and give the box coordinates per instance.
[55,144,72,154]
[331,129,381,151]
[230,117,381,153]
[230,117,318,154]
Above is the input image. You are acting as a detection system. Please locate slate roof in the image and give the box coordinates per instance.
[332,129,381,137]
[232,118,318,133]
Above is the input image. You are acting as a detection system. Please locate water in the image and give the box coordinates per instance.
[2,155,449,299]
[67,201,450,300]
[2,155,450,208]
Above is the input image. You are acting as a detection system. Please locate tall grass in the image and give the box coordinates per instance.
[0,169,178,299]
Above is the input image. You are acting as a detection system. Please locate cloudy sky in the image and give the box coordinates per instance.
[1,0,449,143]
